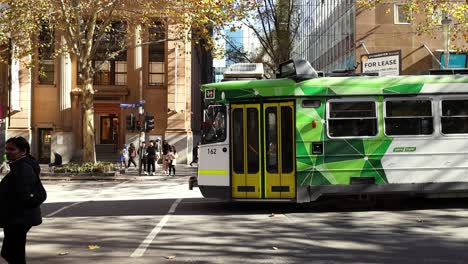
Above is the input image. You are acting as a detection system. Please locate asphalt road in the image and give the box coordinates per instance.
[3,175,468,264]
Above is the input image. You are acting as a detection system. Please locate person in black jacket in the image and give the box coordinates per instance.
[0,136,43,264]
[146,140,156,175]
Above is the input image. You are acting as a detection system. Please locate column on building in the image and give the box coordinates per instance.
[123,24,143,149]
[8,53,32,141]
[165,25,192,164]
[53,35,74,163]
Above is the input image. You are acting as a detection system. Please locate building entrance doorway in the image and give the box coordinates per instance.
[38,128,53,164]
[100,116,119,145]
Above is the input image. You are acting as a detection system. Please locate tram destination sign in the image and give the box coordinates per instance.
[361,50,402,76]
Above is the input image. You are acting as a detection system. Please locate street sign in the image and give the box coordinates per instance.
[120,103,144,108]
[120,103,135,108]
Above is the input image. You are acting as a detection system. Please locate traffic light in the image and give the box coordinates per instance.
[145,113,155,132]
[136,120,143,131]
[126,113,135,131]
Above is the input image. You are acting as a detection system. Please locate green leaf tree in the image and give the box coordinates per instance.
[0,0,253,162]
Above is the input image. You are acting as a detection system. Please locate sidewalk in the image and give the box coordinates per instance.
[38,164,198,181]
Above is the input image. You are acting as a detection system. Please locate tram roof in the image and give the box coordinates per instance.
[202,75,468,103]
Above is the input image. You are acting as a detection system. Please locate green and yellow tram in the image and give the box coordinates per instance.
[191,60,468,203]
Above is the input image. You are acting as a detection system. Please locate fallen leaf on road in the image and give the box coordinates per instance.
[58,252,69,256]
[88,245,100,250]
[165,255,176,259]
[272,247,278,250]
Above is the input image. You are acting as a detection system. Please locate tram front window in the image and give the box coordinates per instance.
[202,105,227,144]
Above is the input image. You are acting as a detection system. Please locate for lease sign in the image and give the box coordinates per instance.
[361,50,401,76]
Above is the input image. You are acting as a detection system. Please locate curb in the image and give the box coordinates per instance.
[40,173,194,181]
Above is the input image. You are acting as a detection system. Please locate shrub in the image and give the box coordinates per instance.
[52,162,114,173]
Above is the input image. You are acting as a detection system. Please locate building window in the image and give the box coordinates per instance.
[91,21,127,86]
[441,99,468,134]
[38,23,55,85]
[115,61,127,85]
[148,22,166,86]
[384,99,433,136]
[394,4,411,24]
[327,100,378,138]
[94,60,111,85]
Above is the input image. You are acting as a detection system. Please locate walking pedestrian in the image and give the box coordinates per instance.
[119,144,128,169]
[0,136,44,264]
[167,145,177,176]
[154,139,161,169]
[138,142,147,174]
[162,140,170,174]
[146,141,156,175]
[190,143,199,167]
[127,143,137,168]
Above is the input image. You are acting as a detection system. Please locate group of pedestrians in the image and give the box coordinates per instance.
[120,139,178,176]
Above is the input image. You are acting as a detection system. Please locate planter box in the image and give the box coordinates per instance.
[41,171,118,177]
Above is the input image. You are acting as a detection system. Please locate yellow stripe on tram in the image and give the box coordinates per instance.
[198,170,229,175]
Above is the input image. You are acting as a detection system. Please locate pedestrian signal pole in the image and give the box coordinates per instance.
[120,100,145,176]
[137,103,145,176]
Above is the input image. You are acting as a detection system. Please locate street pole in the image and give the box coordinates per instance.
[137,103,144,176]
[441,15,452,69]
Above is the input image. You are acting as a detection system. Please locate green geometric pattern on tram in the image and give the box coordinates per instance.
[223,89,254,101]
[296,111,323,141]
[363,139,392,156]
[325,158,366,171]
[295,127,310,157]
[326,87,337,96]
[297,154,324,186]
[383,83,423,94]
[323,159,367,184]
[361,159,388,183]
[309,170,330,185]
[300,86,328,96]
[309,138,393,185]
[324,140,365,163]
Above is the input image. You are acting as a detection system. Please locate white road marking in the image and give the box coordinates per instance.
[130,198,182,258]
[45,201,87,218]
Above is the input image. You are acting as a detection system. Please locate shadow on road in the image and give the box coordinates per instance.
[42,196,468,218]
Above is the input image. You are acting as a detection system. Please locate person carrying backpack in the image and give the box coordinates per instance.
[0,136,45,264]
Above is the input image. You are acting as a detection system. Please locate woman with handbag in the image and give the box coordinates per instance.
[0,136,44,264]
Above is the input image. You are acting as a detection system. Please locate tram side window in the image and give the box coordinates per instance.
[327,101,378,137]
[246,108,260,174]
[232,109,244,174]
[265,108,278,173]
[441,99,468,134]
[385,99,433,136]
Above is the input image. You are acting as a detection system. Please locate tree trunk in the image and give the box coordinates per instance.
[82,78,96,163]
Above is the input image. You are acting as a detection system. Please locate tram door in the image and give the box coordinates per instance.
[231,104,262,198]
[231,102,296,199]
[263,102,295,199]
